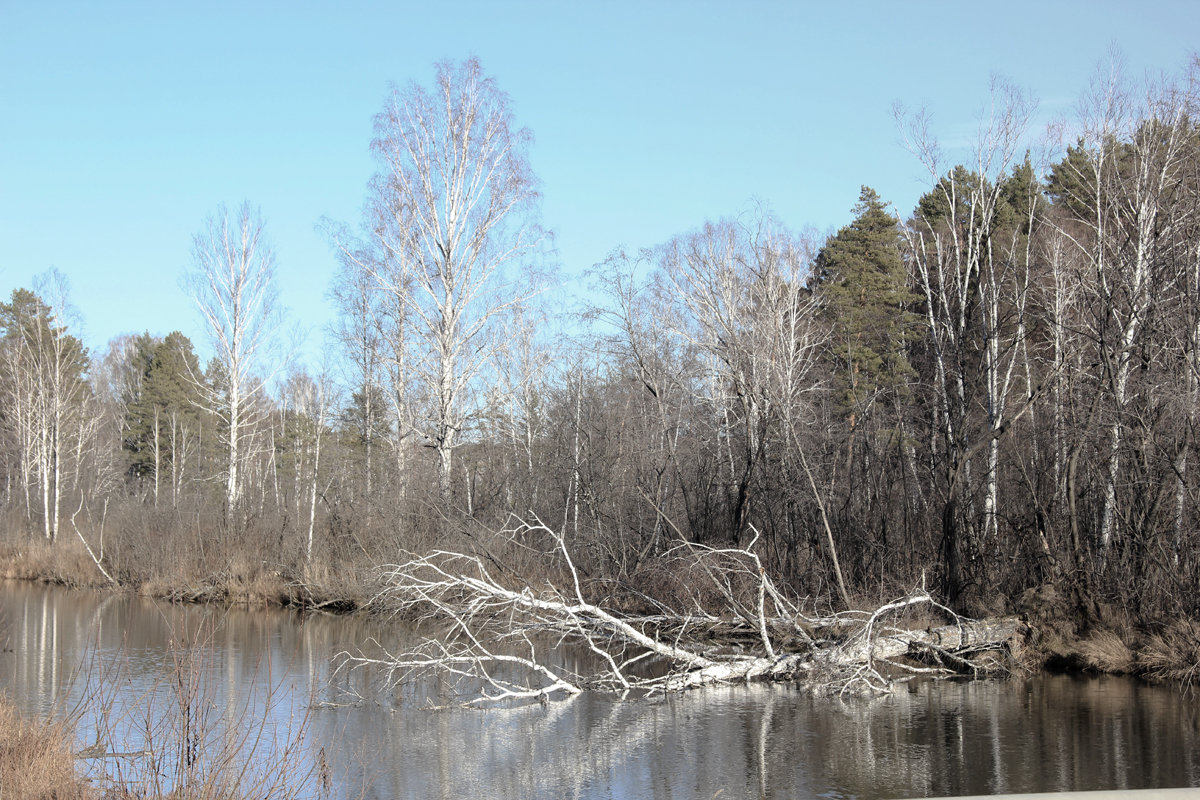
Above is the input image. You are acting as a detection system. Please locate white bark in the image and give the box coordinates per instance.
[70,497,116,585]
[898,81,1035,594]
[282,369,331,562]
[0,273,91,542]
[369,58,543,510]
[186,203,281,513]
[353,520,1024,705]
[1049,57,1197,564]
[326,230,385,515]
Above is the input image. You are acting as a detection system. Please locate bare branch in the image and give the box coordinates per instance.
[346,520,1025,705]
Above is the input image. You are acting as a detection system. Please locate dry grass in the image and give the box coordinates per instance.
[296,560,370,611]
[137,575,227,604]
[137,562,302,608]
[0,694,88,800]
[224,559,296,607]
[1140,617,1200,689]
[0,541,112,590]
[1077,628,1137,674]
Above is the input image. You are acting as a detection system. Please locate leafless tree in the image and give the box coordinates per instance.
[1031,217,1095,568]
[279,367,334,561]
[897,79,1037,601]
[185,203,283,513]
[1049,55,1200,565]
[657,213,843,602]
[483,305,555,511]
[326,222,388,517]
[369,57,545,510]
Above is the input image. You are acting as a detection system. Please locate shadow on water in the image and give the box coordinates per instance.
[1,580,1198,799]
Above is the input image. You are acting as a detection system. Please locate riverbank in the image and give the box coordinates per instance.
[1016,583,1200,689]
[0,538,371,611]
[3,537,1198,692]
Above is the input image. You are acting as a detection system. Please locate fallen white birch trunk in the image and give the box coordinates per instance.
[349,520,1027,704]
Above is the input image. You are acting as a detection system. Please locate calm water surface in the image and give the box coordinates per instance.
[2,580,1198,799]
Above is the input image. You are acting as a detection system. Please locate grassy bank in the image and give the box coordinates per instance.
[1017,583,1200,690]
[0,538,372,611]
[0,695,87,799]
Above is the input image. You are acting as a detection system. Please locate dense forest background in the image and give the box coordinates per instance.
[5,56,1200,623]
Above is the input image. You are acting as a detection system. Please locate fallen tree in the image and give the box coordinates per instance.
[346,519,1028,704]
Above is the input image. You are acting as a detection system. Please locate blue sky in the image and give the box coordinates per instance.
[1,1,1197,370]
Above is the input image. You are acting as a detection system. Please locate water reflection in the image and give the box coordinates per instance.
[1,581,1197,799]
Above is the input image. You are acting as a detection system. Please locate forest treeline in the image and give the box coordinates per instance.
[4,56,1200,627]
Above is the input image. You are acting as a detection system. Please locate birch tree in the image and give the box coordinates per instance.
[652,214,847,601]
[369,58,544,510]
[279,367,333,561]
[185,202,282,513]
[898,79,1037,603]
[327,226,387,515]
[0,277,90,542]
[1047,57,1199,566]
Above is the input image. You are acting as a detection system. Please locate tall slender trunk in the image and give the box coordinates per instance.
[51,421,60,543]
[227,378,241,511]
[363,383,373,520]
[307,425,322,562]
[1098,235,1150,564]
[152,408,161,507]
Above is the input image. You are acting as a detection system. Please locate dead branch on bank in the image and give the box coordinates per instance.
[70,497,117,586]
[346,519,1027,705]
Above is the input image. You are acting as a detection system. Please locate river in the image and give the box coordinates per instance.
[1,580,1198,799]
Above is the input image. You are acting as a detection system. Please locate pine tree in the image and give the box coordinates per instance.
[122,331,205,503]
[813,187,919,417]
